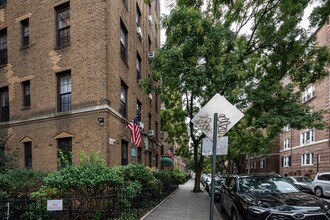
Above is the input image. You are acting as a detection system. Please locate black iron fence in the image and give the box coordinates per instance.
[0,182,178,220]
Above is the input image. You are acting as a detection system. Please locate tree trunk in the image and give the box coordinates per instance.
[193,165,202,192]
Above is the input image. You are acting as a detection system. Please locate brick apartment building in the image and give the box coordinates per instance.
[246,24,330,176]
[0,0,162,171]
[279,24,330,178]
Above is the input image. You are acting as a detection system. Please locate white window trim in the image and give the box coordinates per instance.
[283,138,289,150]
[301,153,313,166]
[283,156,290,167]
[300,129,315,145]
[301,85,315,103]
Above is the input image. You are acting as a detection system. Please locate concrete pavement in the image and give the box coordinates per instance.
[140,177,221,220]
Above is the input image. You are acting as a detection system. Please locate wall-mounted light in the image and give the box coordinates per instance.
[98,117,104,126]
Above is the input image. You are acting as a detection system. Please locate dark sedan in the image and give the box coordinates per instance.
[219,173,330,220]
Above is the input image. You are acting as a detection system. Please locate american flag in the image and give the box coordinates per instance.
[167,147,174,160]
[128,116,142,147]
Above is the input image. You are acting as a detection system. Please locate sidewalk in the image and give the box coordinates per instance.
[140,177,220,220]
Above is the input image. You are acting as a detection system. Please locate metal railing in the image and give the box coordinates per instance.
[0,183,178,220]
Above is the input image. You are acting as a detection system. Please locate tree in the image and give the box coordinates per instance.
[143,0,330,192]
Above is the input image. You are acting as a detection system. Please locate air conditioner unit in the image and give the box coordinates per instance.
[139,122,144,130]
[148,51,154,59]
[149,130,155,137]
[148,15,153,25]
[136,26,143,39]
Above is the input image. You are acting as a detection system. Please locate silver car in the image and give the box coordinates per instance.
[312,172,330,197]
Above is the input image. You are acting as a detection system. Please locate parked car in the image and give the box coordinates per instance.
[312,172,330,197]
[219,173,330,220]
[285,176,313,193]
[205,175,225,193]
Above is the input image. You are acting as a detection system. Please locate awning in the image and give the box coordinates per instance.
[161,156,174,167]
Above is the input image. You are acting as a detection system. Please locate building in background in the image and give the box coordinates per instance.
[0,0,161,171]
[279,23,330,178]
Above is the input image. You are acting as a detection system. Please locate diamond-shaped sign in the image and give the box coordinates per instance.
[191,93,244,140]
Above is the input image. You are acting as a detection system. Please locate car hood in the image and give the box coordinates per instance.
[241,192,328,212]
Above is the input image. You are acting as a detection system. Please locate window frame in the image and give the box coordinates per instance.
[24,142,32,168]
[57,137,72,168]
[301,153,313,166]
[0,86,9,122]
[300,129,314,145]
[57,71,72,112]
[119,81,128,118]
[22,80,31,108]
[136,4,141,27]
[283,138,289,150]
[120,21,128,62]
[301,85,315,103]
[0,28,7,66]
[283,156,291,167]
[121,140,128,165]
[136,53,141,81]
[21,19,29,48]
[55,2,70,48]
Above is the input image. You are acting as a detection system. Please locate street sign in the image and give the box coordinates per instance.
[191,93,244,140]
[192,93,244,220]
[202,136,228,156]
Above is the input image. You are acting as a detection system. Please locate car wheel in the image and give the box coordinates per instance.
[219,196,225,213]
[315,187,323,197]
[231,210,238,220]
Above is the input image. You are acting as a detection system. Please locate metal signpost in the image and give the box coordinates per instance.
[192,93,244,220]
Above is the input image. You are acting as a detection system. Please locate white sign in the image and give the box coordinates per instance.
[202,136,228,156]
[47,199,63,211]
[191,93,244,140]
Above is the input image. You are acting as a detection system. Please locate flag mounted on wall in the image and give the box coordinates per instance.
[128,116,142,147]
[167,147,174,160]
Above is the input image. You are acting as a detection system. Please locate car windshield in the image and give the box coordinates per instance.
[239,176,300,193]
[294,177,312,183]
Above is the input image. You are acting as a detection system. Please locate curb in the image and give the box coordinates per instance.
[139,187,180,220]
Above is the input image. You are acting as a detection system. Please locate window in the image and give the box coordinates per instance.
[137,99,142,120]
[22,81,30,107]
[300,129,314,145]
[149,151,152,167]
[282,156,291,167]
[301,85,315,102]
[57,137,72,168]
[148,113,152,130]
[260,160,264,169]
[283,138,289,150]
[57,72,72,112]
[148,36,151,52]
[283,125,290,132]
[155,0,158,15]
[24,142,32,168]
[119,81,127,118]
[156,121,158,140]
[121,140,128,165]
[0,28,7,65]
[137,147,142,163]
[318,174,330,181]
[0,87,9,122]
[56,2,70,48]
[21,19,29,47]
[136,53,141,81]
[301,153,313,166]
[120,21,128,61]
[155,93,158,112]
[136,4,141,27]
[0,0,6,7]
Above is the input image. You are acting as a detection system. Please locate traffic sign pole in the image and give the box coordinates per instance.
[210,113,218,220]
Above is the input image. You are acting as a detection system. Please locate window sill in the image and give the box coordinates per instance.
[21,106,31,110]
[55,43,70,50]
[0,63,7,68]
[20,45,30,50]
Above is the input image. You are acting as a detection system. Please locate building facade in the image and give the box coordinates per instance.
[0,0,161,171]
[279,24,330,178]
